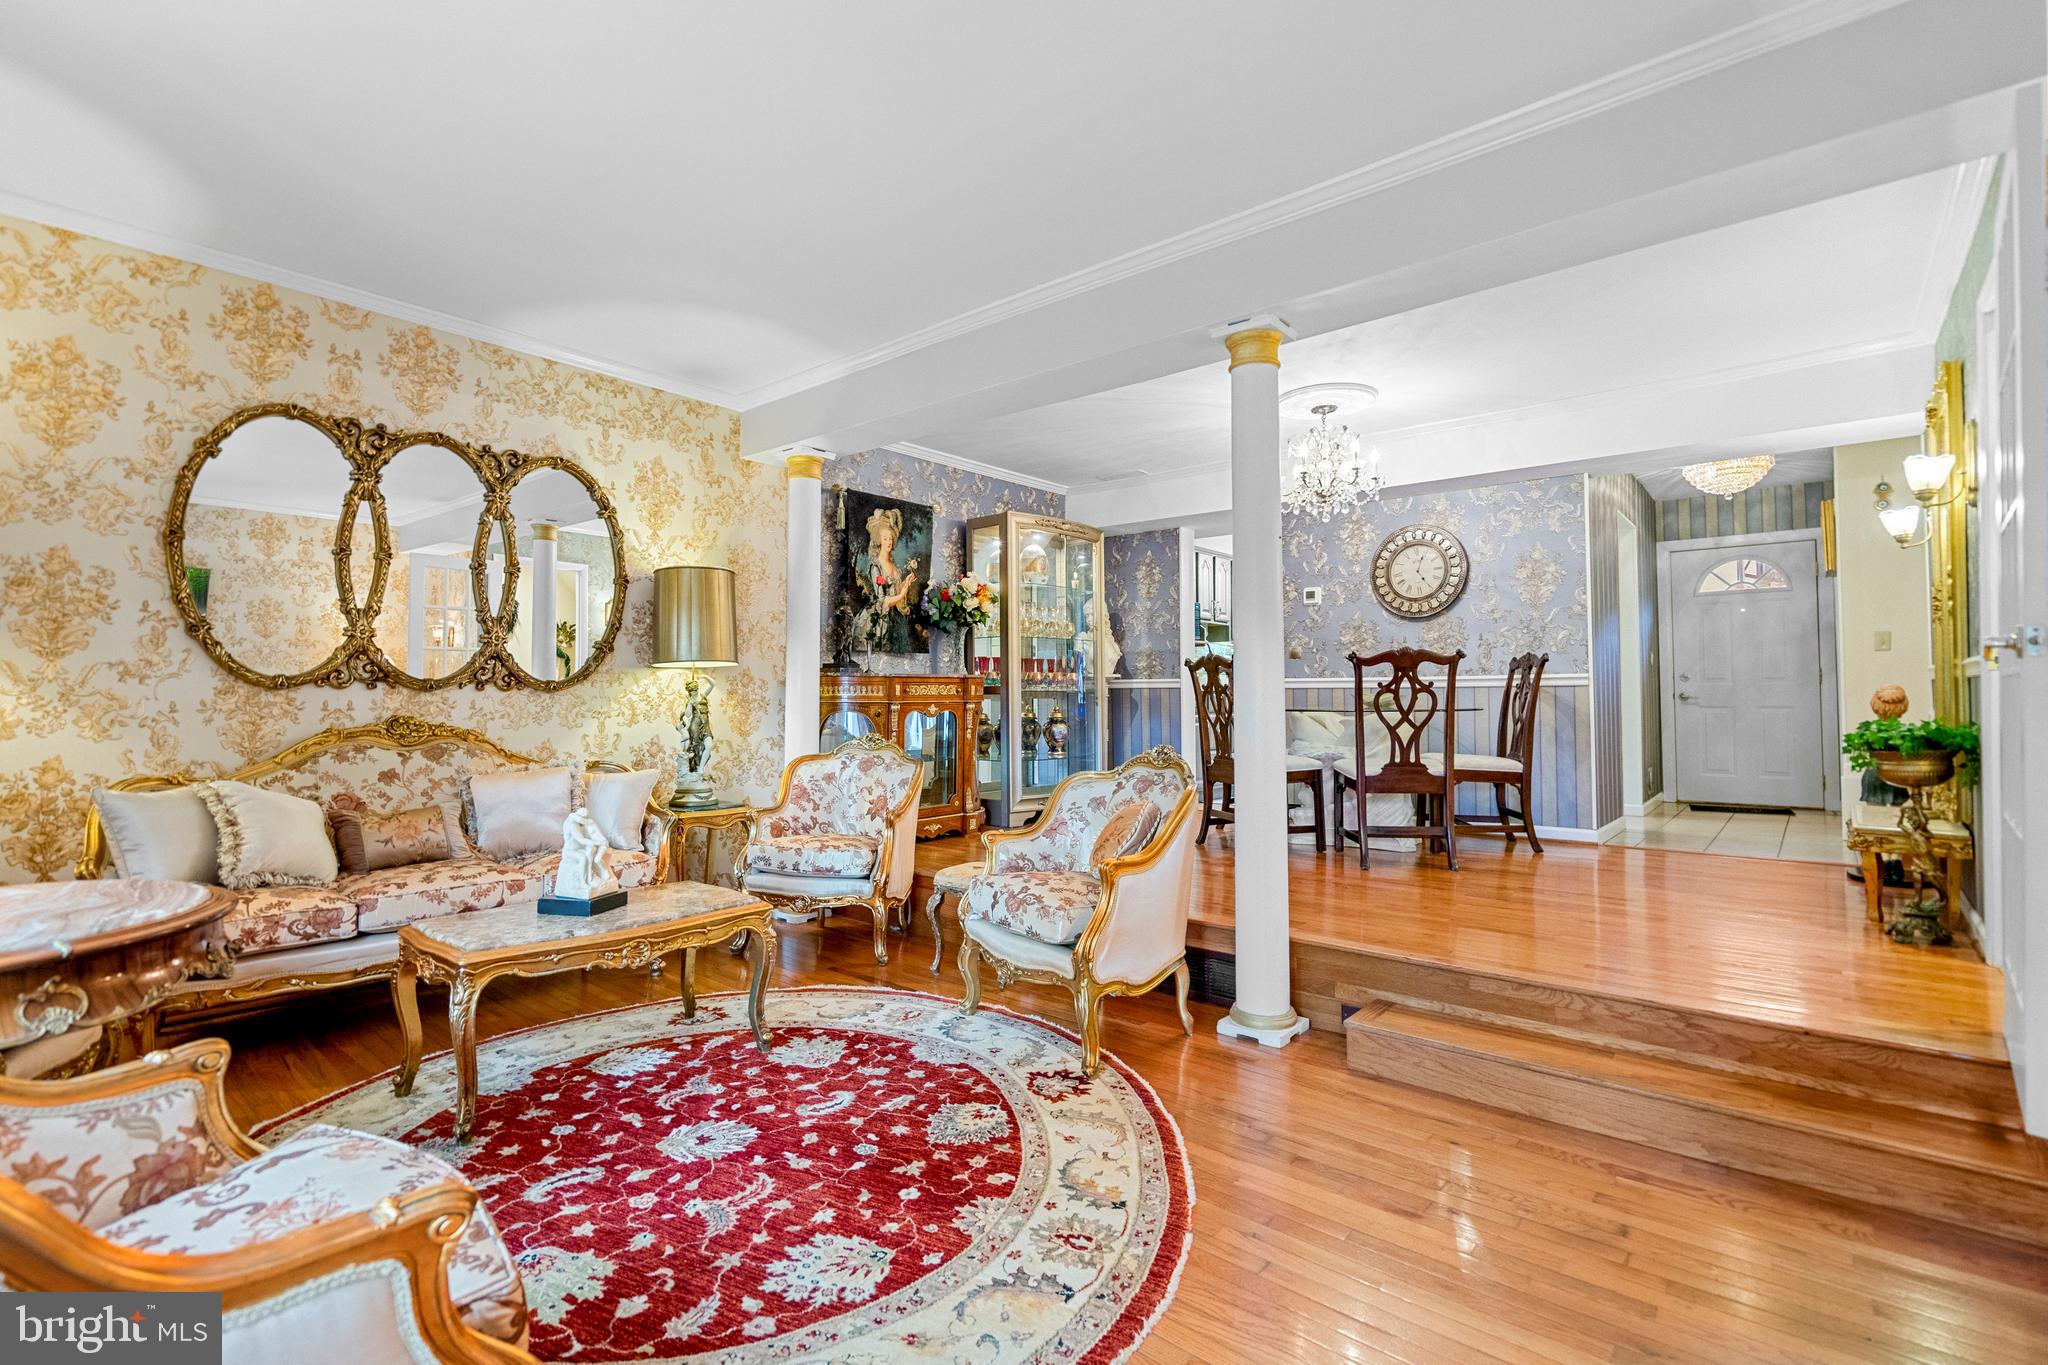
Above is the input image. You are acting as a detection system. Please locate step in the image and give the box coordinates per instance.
[1340,951,2023,1128]
[1345,1001,2048,1249]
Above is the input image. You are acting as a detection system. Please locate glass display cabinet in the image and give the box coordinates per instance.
[818,673,984,839]
[964,512,1109,827]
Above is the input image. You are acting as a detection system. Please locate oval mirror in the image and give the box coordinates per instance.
[178,412,356,683]
[370,438,496,683]
[493,461,623,687]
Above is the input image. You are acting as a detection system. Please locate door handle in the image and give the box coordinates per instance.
[1983,627,2046,666]
[1677,691,1696,702]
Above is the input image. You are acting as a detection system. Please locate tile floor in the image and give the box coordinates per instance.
[1600,802,1853,863]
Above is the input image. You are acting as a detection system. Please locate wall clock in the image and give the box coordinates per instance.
[1370,525,1470,619]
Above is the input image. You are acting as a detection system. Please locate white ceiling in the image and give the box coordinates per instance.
[0,1,1965,413]
[914,163,1982,491]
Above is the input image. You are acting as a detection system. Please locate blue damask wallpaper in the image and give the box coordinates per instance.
[821,447,1064,674]
[1282,474,1589,677]
[1103,528,1180,680]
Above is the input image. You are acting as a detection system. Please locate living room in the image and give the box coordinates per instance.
[3,5,2048,1363]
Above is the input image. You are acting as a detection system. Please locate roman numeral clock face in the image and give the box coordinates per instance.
[1370,525,1470,619]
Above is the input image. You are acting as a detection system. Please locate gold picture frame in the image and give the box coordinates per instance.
[165,402,627,692]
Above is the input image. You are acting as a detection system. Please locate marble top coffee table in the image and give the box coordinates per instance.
[392,881,776,1140]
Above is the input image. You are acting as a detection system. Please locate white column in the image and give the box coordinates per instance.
[1214,320,1310,1050]
[784,454,825,763]
[530,522,558,680]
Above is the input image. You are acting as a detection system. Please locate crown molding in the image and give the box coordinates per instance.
[885,442,1069,497]
[1910,156,1998,341]
[728,0,1911,410]
[0,188,748,412]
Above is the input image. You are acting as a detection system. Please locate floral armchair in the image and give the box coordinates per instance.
[959,747,1199,1074]
[0,1039,534,1363]
[742,735,922,963]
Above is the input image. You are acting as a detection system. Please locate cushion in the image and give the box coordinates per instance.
[518,848,659,898]
[964,916,1076,979]
[585,769,662,851]
[197,780,338,889]
[962,869,1102,946]
[100,1123,526,1345]
[746,833,878,878]
[744,870,874,899]
[90,786,220,884]
[464,766,573,861]
[0,1073,239,1228]
[343,858,541,934]
[224,885,360,956]
[1088,801,1161,870]
[1420,751,1524,776]
[329,799,467,873]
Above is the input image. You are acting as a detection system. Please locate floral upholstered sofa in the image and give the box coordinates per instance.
[79,715,669,1029]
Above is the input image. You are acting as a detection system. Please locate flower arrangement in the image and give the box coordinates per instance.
[1842,717,1980,787]
[923,572,997,633]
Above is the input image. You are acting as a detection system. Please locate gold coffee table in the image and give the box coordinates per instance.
[393,881,776,1140]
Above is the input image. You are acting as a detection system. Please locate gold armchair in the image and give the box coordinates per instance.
[959,747,1200,1073]
[0,1040,534,1363]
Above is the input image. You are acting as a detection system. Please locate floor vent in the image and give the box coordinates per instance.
[1685,803,1794,816]
[1184,947,1235,1006]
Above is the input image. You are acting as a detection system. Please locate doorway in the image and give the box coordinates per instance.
[1658,529,1836,810]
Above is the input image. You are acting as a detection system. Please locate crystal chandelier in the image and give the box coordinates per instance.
[1283,403,1382,522]
[1680,455,1775,498]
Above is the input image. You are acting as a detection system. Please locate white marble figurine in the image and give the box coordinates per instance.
[556,808,622,901]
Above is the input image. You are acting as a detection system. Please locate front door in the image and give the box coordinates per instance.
[1668,536,1825,808]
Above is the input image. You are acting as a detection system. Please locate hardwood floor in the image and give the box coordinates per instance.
[205,855,2048,1364]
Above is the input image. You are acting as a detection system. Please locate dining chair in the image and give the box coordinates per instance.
[1335,647,1464,870]
[1427,650,1547,852]
[1184,654,1326,850]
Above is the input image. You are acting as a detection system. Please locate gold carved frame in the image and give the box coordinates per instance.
[165,402,628,692]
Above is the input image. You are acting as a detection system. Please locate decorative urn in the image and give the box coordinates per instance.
[1045,706,1068,758]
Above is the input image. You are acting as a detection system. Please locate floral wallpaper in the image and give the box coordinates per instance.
[1282,475,1589,677]
[1104,529,1179,680]
[819,447,1063,675]
[0,213,785,883]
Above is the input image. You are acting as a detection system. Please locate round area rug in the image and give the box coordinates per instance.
[261,987,1193,1363]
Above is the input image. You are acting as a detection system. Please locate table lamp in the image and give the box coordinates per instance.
[652,565,738,807]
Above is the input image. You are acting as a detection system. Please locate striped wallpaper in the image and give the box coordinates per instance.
[1656,479,1832,542]
[1282,679,1593,830]
[1108,682,1182,764]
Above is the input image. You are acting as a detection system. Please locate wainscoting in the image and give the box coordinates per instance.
[1108,679,1181,762]
[1286,677,1595,833]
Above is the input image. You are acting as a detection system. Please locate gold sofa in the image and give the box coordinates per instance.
[79,714,671,1033]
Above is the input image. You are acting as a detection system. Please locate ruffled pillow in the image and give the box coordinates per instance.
[197,780,339,889]
[1087,801,1162,871]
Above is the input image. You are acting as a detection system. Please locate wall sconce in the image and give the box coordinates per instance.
[1873,481,1931,548]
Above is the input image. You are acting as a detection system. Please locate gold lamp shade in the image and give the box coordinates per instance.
[652,566,738,668]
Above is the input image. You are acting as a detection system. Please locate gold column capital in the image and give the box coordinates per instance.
[785,453,826,481]
[1224,327,1285,370]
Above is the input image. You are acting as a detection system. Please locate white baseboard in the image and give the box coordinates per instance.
[1535,823,1605,844]
[1623,793,1666,818]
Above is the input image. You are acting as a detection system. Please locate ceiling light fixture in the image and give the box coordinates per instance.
[1279,382,1381,522]
[1680,455,1776,498]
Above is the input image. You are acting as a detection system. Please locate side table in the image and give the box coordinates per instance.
[663,798,753,888]
[1845,801,1973,933]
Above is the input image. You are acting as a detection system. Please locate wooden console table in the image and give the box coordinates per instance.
[1845,802,1973,930]
[0,880,233,1074]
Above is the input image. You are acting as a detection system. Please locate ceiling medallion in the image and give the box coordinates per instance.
[1680,455,1775,498]
[1280,382,1382,523]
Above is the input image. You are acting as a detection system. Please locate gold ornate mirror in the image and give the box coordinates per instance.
[167,404,627,690]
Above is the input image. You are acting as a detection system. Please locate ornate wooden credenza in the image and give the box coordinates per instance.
[819,673,985,840]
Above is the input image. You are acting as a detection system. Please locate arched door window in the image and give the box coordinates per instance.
[1694,556,1789,594]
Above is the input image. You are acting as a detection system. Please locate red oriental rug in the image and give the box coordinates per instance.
[263,986,1193,1362]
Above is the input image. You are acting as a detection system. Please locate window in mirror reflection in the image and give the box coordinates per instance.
[493,468,614,680]
[184,415,353,677]
[375,441,490,680]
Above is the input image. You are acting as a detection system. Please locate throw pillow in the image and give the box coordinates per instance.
[464,766,574,861]
[90,786,222,884]
[585,769,662,851]
[197,781,339,889]
[1087,801,1162,871]
[330,800,468,874]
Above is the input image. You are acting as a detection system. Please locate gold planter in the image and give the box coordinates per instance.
[1870,749,1956,790]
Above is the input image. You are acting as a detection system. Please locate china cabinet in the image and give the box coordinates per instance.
[818,674,985,839]
[963,512,1109,826]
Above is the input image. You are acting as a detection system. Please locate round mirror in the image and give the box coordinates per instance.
[178,412,356,682]
[370,439,495,683]
[493,461,622,686]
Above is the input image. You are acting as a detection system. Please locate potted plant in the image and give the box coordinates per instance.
[922,572,997,634]
[1842,717,1980,790]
